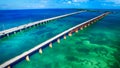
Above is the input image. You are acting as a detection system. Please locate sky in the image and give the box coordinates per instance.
[0,0,120,10]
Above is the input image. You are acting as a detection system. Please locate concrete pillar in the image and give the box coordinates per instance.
[88,23,90,26]
[26,55,30,61]
[37,24,39,26]
[7,66,11,68]
[57,38,60,43]
[64,35,66,39]
[75,29,78,33]
[80,27,83,30]
[39,23,42,25]
[91,22,94,24]
[20,29,22,32]
[14,31,16,34]
[84,25,87,28]
[94,20,96,22]
[39,48,42,54]
[44,22,46,24]
[49,43,52,48]
[68,32,72,36]
[7,34,9,37]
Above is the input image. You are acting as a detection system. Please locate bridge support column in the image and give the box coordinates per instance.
[7,34,9,37]
[91,22,94,24]
[94,20,96,22]
[7,66,11,68]
[57,38,60,43]
[14,32,16,34]
[68,32,72,36]
[43,22,45,25]
[88,23,90,26]
[26,55,30,61]
[39,48,42,54]
[64,35,66,39]
[38,24,40,26]
[75,29,78,33]
[44,22,46,24]
[80,27,83,30]
[49,43,52,48]
[84,25,87,28]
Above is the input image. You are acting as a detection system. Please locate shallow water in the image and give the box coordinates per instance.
[0,11,102,64]
[13,11,120,68]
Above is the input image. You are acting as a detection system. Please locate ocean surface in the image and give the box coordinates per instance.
[0,9,120,68]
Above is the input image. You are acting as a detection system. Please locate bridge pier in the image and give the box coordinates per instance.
[37,24,39,26]
[39,48,42,54]
[14,31,16,34]
[7,34,9,37]
[42,22,44,24]
[43,22,46,24]
[84,25,87,28]
[7,66,11,68]
[94,20,96,22]
[57,38,60,43]
[91,22,94,24]
[46,21,48,23]
[44,22,46,24]
[80,27,83,30]
[25,55,30,61]
[64,35,66,39]
[49,43,52,48]
[75,29,78,33]
[68,32,72,36]
[88,23,90,26]
[19,29,21,32]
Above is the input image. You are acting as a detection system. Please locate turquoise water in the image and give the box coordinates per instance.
[13,11,120,68]
[0,11,102,64]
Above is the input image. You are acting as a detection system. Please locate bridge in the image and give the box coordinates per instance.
[0,10,85,39]
[0,12,110,68]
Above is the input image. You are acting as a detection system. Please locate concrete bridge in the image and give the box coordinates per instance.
[0,12,110,68]
[0,11,85,39]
